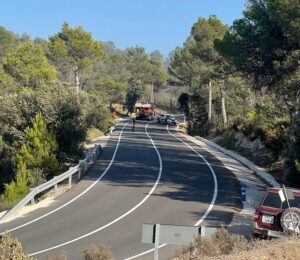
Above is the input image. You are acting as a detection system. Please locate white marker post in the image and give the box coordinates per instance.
[154,224,160,260]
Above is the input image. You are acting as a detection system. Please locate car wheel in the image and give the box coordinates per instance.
[280,207,300,234]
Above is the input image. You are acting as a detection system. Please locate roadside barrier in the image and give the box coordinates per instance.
[195,136,280,188]
[0,144,103,221]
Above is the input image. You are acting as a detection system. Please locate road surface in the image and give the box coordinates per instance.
[0,120,241,259]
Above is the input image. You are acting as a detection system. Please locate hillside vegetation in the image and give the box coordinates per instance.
[169,0,300,188]
[0,23,168,209]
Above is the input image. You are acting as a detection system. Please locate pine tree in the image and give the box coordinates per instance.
[17,112,59,179]
[284,112,300,187]
[1,162,29,202]
[1,113,59,203]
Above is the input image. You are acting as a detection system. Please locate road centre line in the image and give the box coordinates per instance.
[29,122,163,256]
[2,123,128,235]
[124,125,218,260]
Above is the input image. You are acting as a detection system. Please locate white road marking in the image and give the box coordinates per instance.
[29,123,163,256]
[124,125,218,260]
[2,123,128,235]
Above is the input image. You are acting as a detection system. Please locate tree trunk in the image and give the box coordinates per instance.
[151,82,154,103]
[208,80,212,124]
[75,67,80,97]
[220,80,228,126]
[248,88,253,107]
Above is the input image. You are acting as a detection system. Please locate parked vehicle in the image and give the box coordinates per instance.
[253,187,300,237]
[166,116,177,126]
[157,114,177,125]
[157,113,170,124]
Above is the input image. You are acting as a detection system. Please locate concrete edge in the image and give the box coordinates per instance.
[194,136,280,188]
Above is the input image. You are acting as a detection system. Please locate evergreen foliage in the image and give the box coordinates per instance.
[3,42,57,87]
[1,162,29,202]
[285,112,300,187]
[17,112,59,179]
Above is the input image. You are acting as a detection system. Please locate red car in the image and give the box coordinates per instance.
[253,187,300,237]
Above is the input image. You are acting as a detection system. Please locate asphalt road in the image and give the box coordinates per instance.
[0,120,241,260]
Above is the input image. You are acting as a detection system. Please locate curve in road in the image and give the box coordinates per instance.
[1,123,129,235]
[124,124,218,260]
[28,122,163,256]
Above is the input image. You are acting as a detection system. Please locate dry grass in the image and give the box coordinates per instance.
[0,233,33,259]
[82,244,114,260]
[0,199,16,211]
[86,128,104,142]
[173,229,300,260]
[112,103,128,116]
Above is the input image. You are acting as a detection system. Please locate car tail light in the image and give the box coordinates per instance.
[254,208,260,222]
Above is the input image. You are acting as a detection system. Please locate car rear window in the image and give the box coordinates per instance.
[282,196,300,209]
[263,191,300,209]
[263,192,282,208]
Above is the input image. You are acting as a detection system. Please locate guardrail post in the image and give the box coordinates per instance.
[31,196,35,205]
[78,167,81,180]
[68,175,72,189]
[54,184,58,197]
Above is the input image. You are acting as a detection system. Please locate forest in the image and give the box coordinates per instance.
[0,22,167,209]
[169,0,300,188]
[0,0,299,211]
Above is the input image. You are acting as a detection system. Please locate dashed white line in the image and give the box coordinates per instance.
[29,122,163,256]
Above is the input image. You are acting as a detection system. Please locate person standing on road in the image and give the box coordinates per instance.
[131,113,136,132]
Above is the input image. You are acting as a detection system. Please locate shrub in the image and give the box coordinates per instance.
[284,112,300,187]
[1,162,29,203]
[0,233,32,259]
[174,229,247,259]
[82,244,114,260]
[216,132,235,150]
[0,199,16,211]
[17,112,59,179]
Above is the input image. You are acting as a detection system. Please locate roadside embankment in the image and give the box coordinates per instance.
[173,229,300,260]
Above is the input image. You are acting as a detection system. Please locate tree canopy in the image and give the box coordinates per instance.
[3,42,57,88]
[49,22,105,93]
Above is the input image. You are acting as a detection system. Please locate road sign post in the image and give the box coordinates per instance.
[142,224,219,259]
[282,185,296,232]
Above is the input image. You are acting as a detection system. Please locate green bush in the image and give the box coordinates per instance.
[284,112,300,187]
[0,162,29,203]
[230,103,289,161]
[18,112,59,179]
[216,132,235,150]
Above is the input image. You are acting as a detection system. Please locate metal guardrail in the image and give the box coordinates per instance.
[107,124,116,135]
[1,144,103,221]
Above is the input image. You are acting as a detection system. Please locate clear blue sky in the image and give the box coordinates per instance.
[0,0,246,56]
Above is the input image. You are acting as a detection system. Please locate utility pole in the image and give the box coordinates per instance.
[208,80,212,123]
[151,82,154,103]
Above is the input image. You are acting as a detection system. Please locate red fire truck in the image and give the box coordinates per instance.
[134,101,155,120]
